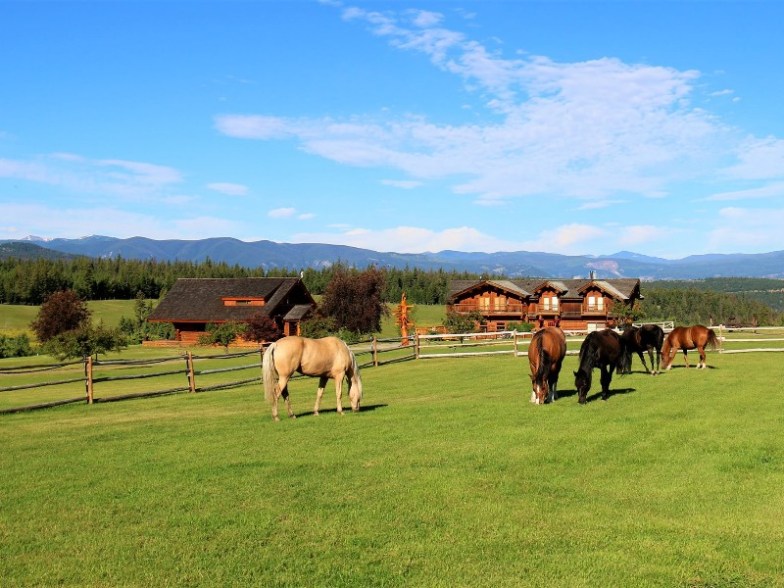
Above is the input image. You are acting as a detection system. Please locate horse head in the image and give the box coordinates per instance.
[574,368,591,404]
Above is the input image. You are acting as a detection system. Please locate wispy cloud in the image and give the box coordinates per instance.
[207,182,249,196]
[216,4,734,207]
[705,182,784,201]
[0,153,182,200]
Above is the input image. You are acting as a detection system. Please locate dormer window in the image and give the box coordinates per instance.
[222,297,265,307]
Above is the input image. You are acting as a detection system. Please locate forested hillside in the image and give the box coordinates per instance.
[0,257,781,326]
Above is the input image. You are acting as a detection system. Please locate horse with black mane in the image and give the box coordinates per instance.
[262,335,363,421]
[574,329,629,404]
[661,325,719,370]
[528,326,567,405]
[620,324,665,375]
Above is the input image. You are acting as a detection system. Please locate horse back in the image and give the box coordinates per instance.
[299,336,353,376]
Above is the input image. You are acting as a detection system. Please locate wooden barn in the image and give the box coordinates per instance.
[447,276,643,332]
[147,277,316,345]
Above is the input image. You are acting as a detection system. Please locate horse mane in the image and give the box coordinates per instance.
[337,339,363,401]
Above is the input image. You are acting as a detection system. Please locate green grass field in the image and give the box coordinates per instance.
[2,349,783,587]
[0,301,445,341]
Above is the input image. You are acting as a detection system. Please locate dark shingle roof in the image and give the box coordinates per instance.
[448,277,641,302]
[148,277,309,322]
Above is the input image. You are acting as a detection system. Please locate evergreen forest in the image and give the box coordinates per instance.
[1,256,782,326]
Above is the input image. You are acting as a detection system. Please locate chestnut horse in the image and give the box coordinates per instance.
[620,324,665,375]
[661,325,719,370]
[262,336,363,421]
[528,326,567,405]
[574,329,629,404]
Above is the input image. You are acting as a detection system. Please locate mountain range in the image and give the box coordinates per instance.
[2,235,784,280]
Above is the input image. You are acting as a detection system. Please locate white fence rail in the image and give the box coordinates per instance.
[413,324,784,360]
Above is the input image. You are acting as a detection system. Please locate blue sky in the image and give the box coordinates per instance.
[1,1,783,259]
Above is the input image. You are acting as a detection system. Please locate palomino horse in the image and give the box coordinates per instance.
[620,324,665,375]
[574,329,629,404]
[661,325,719,370]
[262,336,363,421]
[528,326,567,405]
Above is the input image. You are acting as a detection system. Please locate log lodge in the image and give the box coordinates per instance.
[447,276,643,332]
[147,277,315,345]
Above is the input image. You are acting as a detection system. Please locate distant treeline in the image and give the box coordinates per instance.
[0,257,477,306]
[1,257,782,326]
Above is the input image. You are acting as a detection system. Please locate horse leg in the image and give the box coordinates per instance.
[652,348,660,375]
[645,348,655,374]
[277,375,296,420]
[682,349,690,369]
[638,351,650,374]
[698,345,706,369]
[314,376,328,416]
[334,373,345,415]
[600,365,613,400]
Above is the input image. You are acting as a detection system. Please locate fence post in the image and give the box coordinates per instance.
[414,334,420,360]
[372,337,378,367]
[514,330,519,356]
[186,351,196,393]
[84,356,94,404]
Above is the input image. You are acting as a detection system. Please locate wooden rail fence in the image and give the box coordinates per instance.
[0,337,416,415]
[2,326,782,415]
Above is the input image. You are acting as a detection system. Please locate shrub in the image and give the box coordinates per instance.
[0,334,35,358]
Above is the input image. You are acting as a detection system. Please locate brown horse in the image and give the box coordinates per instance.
[528,326,567,405]
[661,325,719,370]
[262,336,363,421]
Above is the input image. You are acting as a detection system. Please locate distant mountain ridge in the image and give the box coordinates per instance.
[2,235,784,280]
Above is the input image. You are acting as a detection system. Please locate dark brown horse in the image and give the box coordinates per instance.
[661,325,719,370]
[574,329,629,404]
[528,326,567,405]
[620,324,665,375]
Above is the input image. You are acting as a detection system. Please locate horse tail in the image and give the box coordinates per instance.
[535,341,550,386]
[262,342,278,403]
[706,328,719,350]
[619,338,632,374]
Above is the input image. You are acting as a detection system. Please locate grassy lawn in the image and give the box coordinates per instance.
[2,349,784,587]
[1,300,443,341]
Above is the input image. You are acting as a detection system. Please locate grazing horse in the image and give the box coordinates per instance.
[661,325,719,370]
[620,324,665,375]
[528,326,567,405]
[262,336,363,421]
[574,329,629,404]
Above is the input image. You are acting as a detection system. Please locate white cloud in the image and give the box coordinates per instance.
[292,225,521,253]
[708,207,784,252]
[207,182,249,196]
[0,153,182,199]
[725,136,784,180]
[0,202,236,241]
[268,207,297,218]
[381,179,423,189]
[705,182,784,201]
[618,225,671,246]
[215,115,291,139]
[217,6,730,207]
